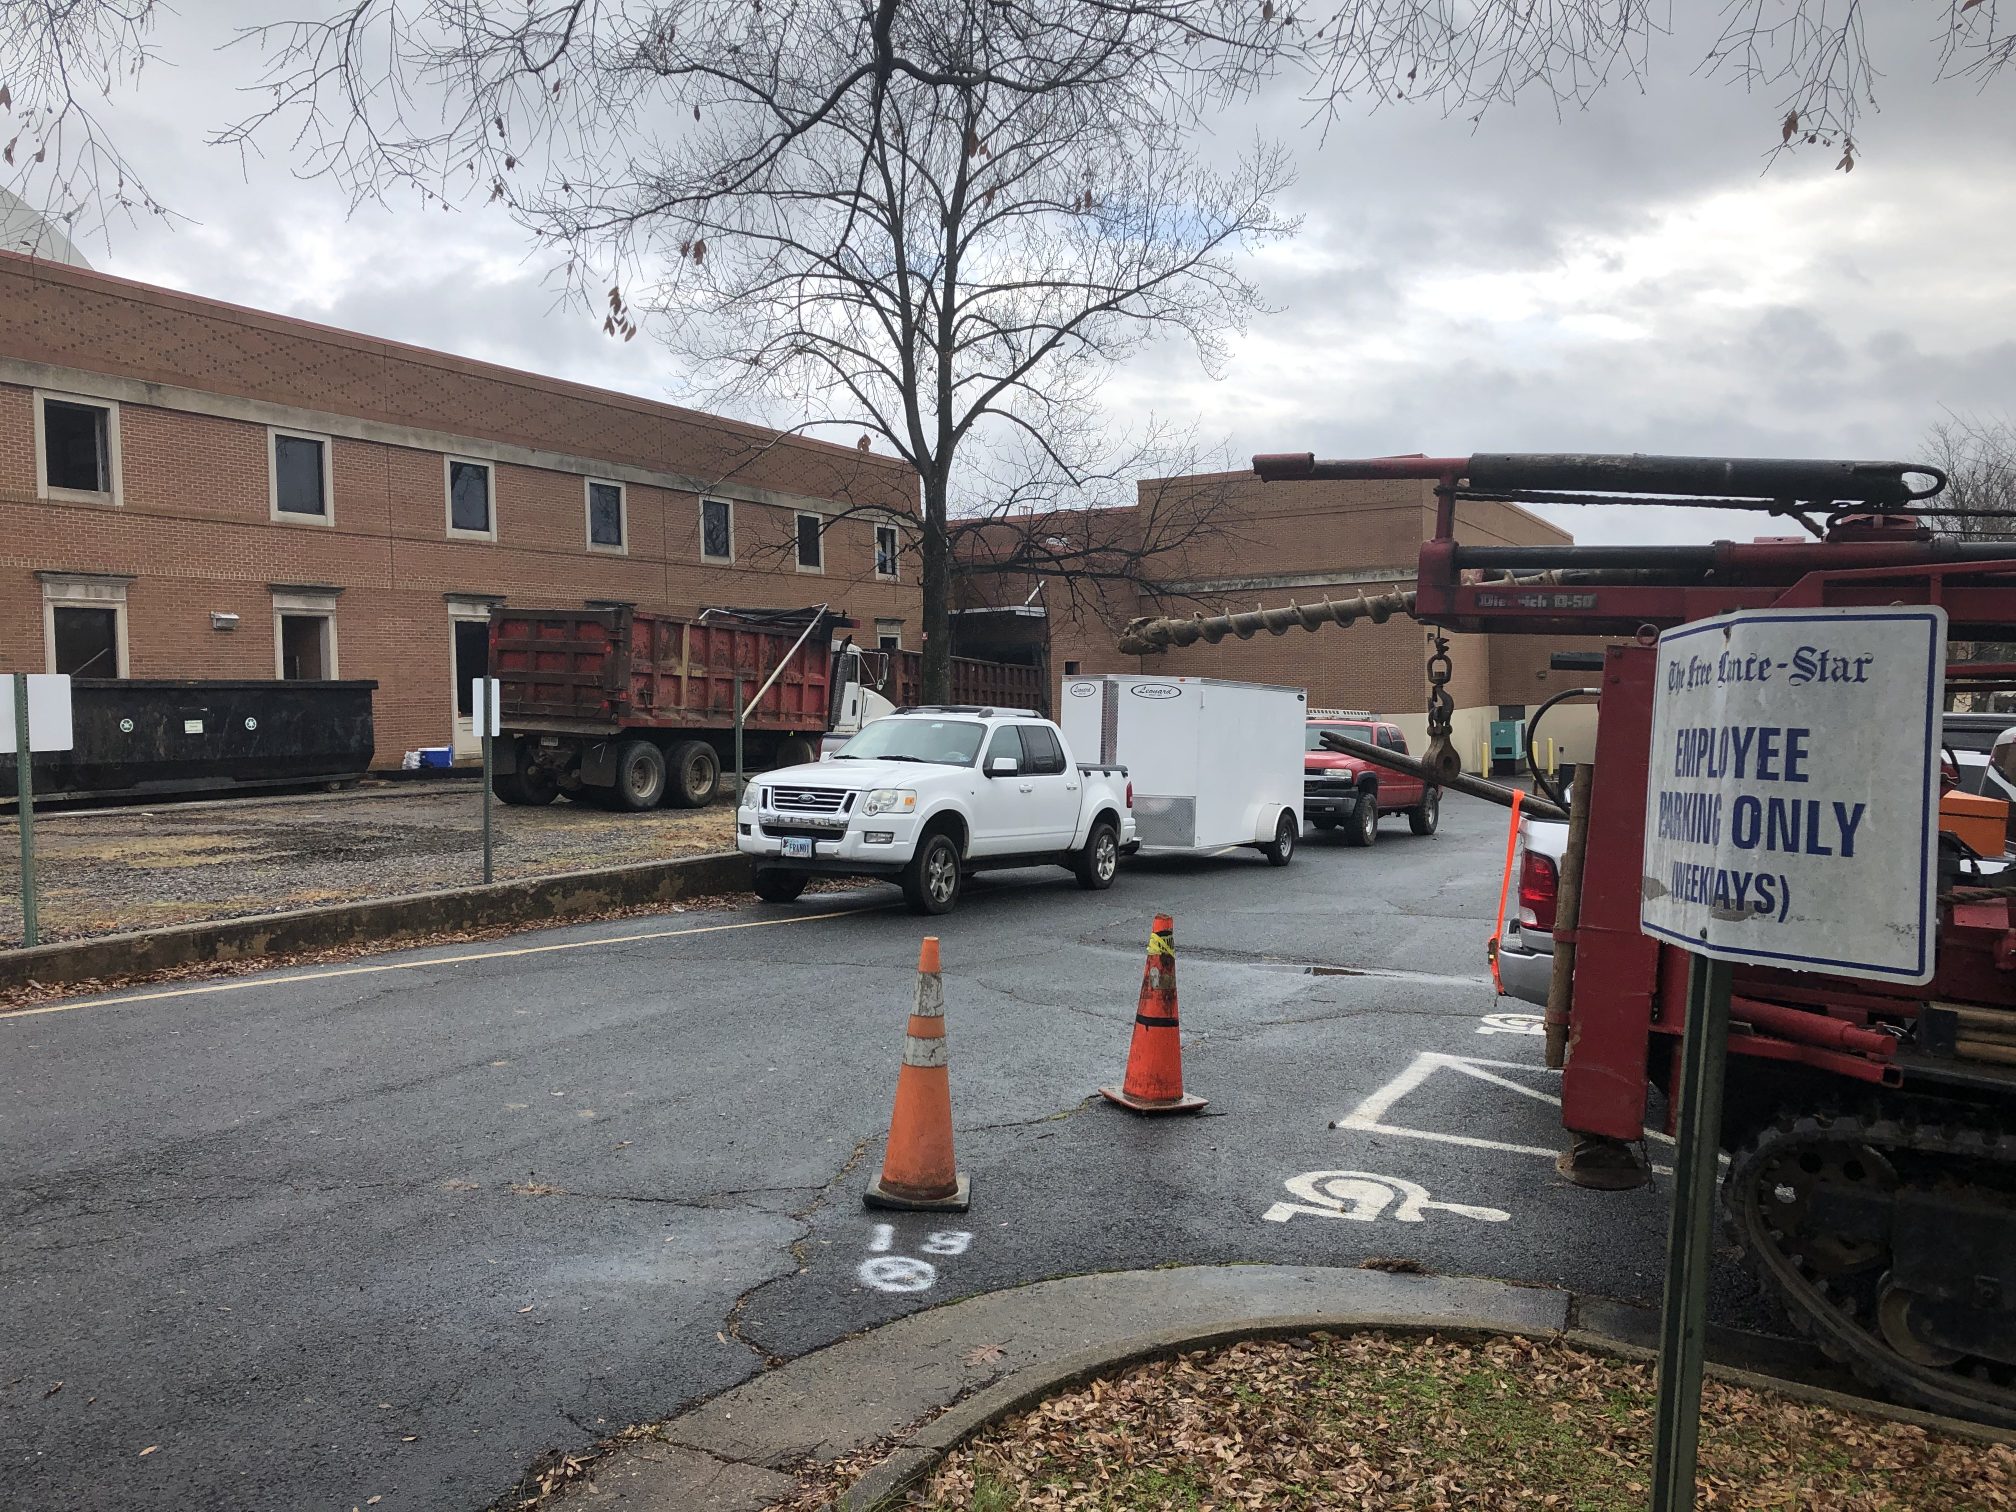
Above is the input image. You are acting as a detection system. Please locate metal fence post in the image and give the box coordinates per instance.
[733,671,746,801]
[13,674,37,948]
[480,721,494,886]
[1651,950,1735,1512]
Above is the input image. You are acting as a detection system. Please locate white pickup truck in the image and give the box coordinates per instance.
[737,705,1136,915]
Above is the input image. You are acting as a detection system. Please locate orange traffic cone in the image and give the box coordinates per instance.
[1100,914,1207,1114]
[864,936,971,1211]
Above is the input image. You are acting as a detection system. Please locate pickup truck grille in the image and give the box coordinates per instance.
[767,786,852,815]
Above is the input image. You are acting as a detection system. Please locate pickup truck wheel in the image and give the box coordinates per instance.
[1408,787,1441,837]
[1343,786,1379,847]
[665,740,720,809]
[1073,819,1120,891]
[612,740,668,811]
[752,869,809,903]
[1261,810,1298,866]
[903,831,963,915]
[493,763,559,807]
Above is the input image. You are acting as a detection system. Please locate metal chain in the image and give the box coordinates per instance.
[1425,633,1455,741]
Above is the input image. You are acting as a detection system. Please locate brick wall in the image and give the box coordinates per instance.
[0,257,923,764]
[960,471,1613,764]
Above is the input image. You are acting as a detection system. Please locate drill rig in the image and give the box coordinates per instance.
[1122,451,2016,1425]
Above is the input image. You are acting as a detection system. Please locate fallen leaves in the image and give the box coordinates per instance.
[137,1445,158,1457]
[962,1343,1006,1367]
[508,1179,567,1197]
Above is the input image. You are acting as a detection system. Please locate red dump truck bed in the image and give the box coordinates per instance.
[492,607,831,735]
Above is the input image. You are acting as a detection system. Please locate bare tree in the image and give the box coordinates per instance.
[1924,412,2016,703]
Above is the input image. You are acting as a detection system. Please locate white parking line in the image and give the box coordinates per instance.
[1332,1050,1680,1172]
[3,905,887,1021]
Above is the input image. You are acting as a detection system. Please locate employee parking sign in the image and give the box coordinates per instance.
[1639,606,1946,982]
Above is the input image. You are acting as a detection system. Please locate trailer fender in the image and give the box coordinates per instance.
[1255,801,1299,845]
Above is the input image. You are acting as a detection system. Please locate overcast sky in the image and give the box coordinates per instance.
[27,3,2016,546]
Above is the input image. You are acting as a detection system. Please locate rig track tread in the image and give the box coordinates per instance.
[1725,1105,2016,1429]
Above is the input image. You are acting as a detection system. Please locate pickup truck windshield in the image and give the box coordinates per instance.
[1306,723,1375,751]
[836,718,986,767]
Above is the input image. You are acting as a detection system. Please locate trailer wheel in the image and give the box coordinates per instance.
[1408,787,1441,837]
[752,868,809,903]
[612,739,668,811]
[1260,810,1298,866]
[493,763,559,807]
[665,740,721,808]
[774,736,818,770]
[1343,785,1378,847]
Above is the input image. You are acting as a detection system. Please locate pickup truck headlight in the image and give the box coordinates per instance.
[862,788,918,815]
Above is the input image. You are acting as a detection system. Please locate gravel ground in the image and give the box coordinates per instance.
[0,782,736,946]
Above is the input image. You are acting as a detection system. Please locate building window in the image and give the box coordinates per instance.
[1064,660,1082,676]
[586,479,626,553]
[35,391,121,504]
[875,524,900,580]
[272,589,341,680]
[795,512,824,572]
[40,573,130,677]
[270,429,333,523]
[446,457,496,539]
[700,497,734,562]
[875,618,903,651]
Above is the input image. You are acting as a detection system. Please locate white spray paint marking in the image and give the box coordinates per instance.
[1262,1170,1510,1225]
[855,1228,974,1292]
[1477,1011,1546,1036]
[1332,1050,1680,1173]
[856,1255,938,1292]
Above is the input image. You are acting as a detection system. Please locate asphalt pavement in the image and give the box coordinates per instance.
[1,796,1777,1512]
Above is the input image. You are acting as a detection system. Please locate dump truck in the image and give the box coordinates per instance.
[487,605,1044,810]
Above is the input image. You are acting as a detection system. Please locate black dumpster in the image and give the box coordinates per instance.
[1,679,377,802]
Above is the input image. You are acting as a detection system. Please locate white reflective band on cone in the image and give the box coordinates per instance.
[902,1036,950,1068]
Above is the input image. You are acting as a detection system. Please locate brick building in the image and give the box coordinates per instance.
[955,469,1602,770]
[0,254,920,765]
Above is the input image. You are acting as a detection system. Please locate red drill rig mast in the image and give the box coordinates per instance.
[1124,450,2016,1425]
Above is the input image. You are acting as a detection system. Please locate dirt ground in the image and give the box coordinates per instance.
[0,781,737,946]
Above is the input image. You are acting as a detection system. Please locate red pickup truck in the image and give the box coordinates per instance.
[1302,715,1440,845]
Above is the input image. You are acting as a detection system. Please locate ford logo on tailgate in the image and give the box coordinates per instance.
[1129,683,1182,700]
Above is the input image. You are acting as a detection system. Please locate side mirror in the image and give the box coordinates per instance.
[987,756,1020,777]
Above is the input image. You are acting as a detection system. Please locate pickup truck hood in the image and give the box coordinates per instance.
[1304,752,1368,777]
[755,758,965,793]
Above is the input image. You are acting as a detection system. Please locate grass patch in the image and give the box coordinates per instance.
[901,1332,2011,1511]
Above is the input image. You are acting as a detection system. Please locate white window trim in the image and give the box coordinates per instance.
[447,597,497,761]
[268,427,336,526]
[272,589,341,679]
[874,523,901,582]
[444,455,498,542]
[41,574,130,676]
[699,496,735,563]
[33,389,123,507]
[875,618,904,650]
[584,477,628,556]
[795,511,825,575]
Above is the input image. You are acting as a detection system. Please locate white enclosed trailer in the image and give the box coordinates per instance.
[1058,674,1304,864]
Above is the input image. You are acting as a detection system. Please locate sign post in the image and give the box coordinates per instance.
[471,677,502,886]
[1639,606,1945,1510]
[4,673,77,949]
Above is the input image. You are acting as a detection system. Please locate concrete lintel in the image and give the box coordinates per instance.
[1154,566,1417,596]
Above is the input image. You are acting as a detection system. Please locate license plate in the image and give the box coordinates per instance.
[782,837,814,859]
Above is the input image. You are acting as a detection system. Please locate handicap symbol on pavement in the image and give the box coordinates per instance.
[1261,1170,1511,1226]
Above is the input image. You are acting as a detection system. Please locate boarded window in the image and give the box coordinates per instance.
[796,514,823,570]
[53,606,119,676]
[449,460,492,534]
[44,400,111,493]
[274,434,327,516]
[588,481,624,547]
[701,498,733,560]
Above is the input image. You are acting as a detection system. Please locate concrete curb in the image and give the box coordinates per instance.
[0,850,752,991]
[832,1305,2016,1512]
[545,1264,2015,1512]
